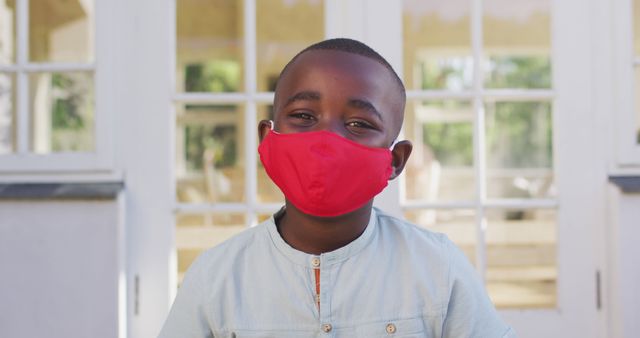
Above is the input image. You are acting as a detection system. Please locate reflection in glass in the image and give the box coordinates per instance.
[404,100,475,201]
[483,0,551,88]
[404,209,476,265]
[0,73,15,154]
[485,101,554,199]
[175,104,245,203]
[403,0,473,90]
[0,1,16,63]
[175,213,246,284]
[29,0,94,62]
[177,0,243,93]
[257,105,284,203]
[485,208,557,308]
[29,72,94,153]
[256,0,324,92]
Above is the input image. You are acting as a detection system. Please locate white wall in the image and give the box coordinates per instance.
[0,199,121,338]
[608,190,640,338]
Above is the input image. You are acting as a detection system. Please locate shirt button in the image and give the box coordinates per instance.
[386,323,396,334]
[322,323,332,333]
[311,257,321,267]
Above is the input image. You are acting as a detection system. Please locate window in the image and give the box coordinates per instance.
[401,0,556,308]
[173,0,325,283]
[0,0,111,171]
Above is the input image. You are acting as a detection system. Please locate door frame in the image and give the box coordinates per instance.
[332,0,607,337]
[126,0,608,337]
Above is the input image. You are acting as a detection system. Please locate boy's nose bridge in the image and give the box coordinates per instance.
[316,118,348,138]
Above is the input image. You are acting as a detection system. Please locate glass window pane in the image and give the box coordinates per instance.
[0,1,16,64]
[176,212,246,285]
[257,104,284,203]
[29,72,94,153]
[257,213,274,223]
[175,104,245,203]
[404,209,477,265]
[485,101,554,199]
[483,0,551,89]
[0,72,15,154]
[177,0,243,93]
[403,0,473,90]
[404,100,475,201]
[29,0,94,62]
[256,0,324,92]
[485,208,557,308]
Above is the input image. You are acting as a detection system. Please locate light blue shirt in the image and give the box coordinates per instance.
[159,208,516,338]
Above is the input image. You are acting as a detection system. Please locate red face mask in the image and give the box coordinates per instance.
[258,126,394,217]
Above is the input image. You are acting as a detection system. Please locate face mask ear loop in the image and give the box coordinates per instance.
[389,139,399,150]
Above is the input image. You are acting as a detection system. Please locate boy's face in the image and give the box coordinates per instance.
[263,49,405,149]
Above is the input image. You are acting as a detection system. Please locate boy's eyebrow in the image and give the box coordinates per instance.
[284,91,321,107]
[348,98,384,121]
[283,92,384,122]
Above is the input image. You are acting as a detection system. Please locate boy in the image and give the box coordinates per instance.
[159,38,515,338]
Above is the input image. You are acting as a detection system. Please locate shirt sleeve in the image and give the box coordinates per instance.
[441,236,517,338]
[157,260,214,338]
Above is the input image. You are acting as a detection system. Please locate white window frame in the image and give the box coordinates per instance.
[0,0,114,173]
[613,0,640,166]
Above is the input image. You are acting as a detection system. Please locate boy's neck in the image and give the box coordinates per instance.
[275,201,373,255]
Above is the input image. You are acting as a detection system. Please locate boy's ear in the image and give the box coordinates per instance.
[258,120,272,143]
[389,140,413,180]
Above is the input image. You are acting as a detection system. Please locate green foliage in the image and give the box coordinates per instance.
[486,102,553,168]
[185,61,240,92]
[419,57,470,90]
[185,124,237,171]
[419,101,552,169]
[51,73,85,130]
[486,56,551,89]
[424,123,473,166]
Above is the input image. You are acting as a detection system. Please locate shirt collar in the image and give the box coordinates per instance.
[266,207,379,268]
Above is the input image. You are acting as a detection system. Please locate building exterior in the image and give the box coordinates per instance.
[0,0,639,337]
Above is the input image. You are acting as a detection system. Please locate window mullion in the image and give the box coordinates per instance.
[21,63,95,72]
[472,0,487,281]
[244,0,258,227]
[15,0,29,154]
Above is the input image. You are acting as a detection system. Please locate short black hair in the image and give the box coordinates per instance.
[276,38,406,101]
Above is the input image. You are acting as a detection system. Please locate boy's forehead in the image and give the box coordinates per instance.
[280,49,392,84]
[275,49,404,110]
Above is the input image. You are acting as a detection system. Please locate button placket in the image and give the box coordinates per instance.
[314,256,334,336]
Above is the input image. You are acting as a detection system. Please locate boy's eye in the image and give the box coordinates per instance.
[287,111,317,126]
[291,112,315,120]
[346,120,374,130]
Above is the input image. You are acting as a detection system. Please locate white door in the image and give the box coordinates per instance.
[341,1,604,337]
[128,0,605,337]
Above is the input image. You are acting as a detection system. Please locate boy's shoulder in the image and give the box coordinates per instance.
[373,207,453,250]
[373,208,468,272]
[185,221,271,277]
